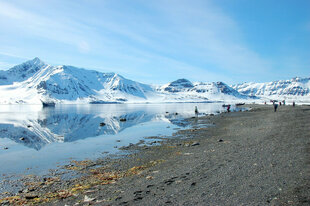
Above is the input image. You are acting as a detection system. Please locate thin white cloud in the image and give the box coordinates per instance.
[78,41,91,53]
[145,0,271,74]
[0,0,274,83]
[75,0,271,77]
[0,1,92,53]
[0,51,28,60]
[0,61,15,69]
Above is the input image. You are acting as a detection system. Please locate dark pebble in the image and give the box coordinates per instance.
[218,139,224,142]
[25,193,39,199]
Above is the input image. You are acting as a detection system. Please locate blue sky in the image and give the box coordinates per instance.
[0,0,309,85]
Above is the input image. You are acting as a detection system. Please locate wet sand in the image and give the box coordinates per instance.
[1,104,309,205]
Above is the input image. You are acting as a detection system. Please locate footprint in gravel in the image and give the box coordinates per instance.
[134,191,143,194]
[181,175,189,180]
[133,191,143,197]
[164,179,174,185]
[134,197,143,201]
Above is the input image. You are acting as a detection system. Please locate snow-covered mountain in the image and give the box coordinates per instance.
[0,58,154,104]
[0,58,308,104]
[0,58,251,104]
[232,77,310,102]
[0,57,46,85]
[158,79,249,102]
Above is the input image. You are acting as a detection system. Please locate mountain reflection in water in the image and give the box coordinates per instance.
[0,103,237,176]
[0,104,204,150]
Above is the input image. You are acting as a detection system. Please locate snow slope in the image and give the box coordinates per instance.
[158,79,249,102]
[0,58,308,104]
[232,77,310,102]
[0,57,46,85]
[0,58,154,104]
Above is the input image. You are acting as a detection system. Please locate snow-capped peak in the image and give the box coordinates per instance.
[160,78,194,92]
[232,77,310,99]
[30,57,45,66]
[0,58,309,104]
[0,57,48,85]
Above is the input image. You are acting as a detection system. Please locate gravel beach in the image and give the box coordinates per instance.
[1,104,309,205]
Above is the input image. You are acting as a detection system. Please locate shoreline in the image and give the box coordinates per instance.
[0,104,309,205]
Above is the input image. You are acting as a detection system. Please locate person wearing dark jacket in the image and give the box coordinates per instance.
[273,103,278,112]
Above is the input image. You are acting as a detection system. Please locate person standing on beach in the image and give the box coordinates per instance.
[274,103,278,112]
[293,101,295,107]
[195,106,199,116]
[227,105,231,112]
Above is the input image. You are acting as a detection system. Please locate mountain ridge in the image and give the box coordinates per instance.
[0,58,309,104]
[232,77,310,100]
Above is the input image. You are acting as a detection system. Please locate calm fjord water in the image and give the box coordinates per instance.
[0,103,233,176]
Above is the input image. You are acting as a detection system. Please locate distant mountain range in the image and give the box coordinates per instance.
[0,58,309,104]
[232,77,310,96]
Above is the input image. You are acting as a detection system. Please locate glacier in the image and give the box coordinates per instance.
[0,58,309,104]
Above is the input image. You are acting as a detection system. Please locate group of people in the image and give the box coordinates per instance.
[195,100,296,115]
[272,100,295,112]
